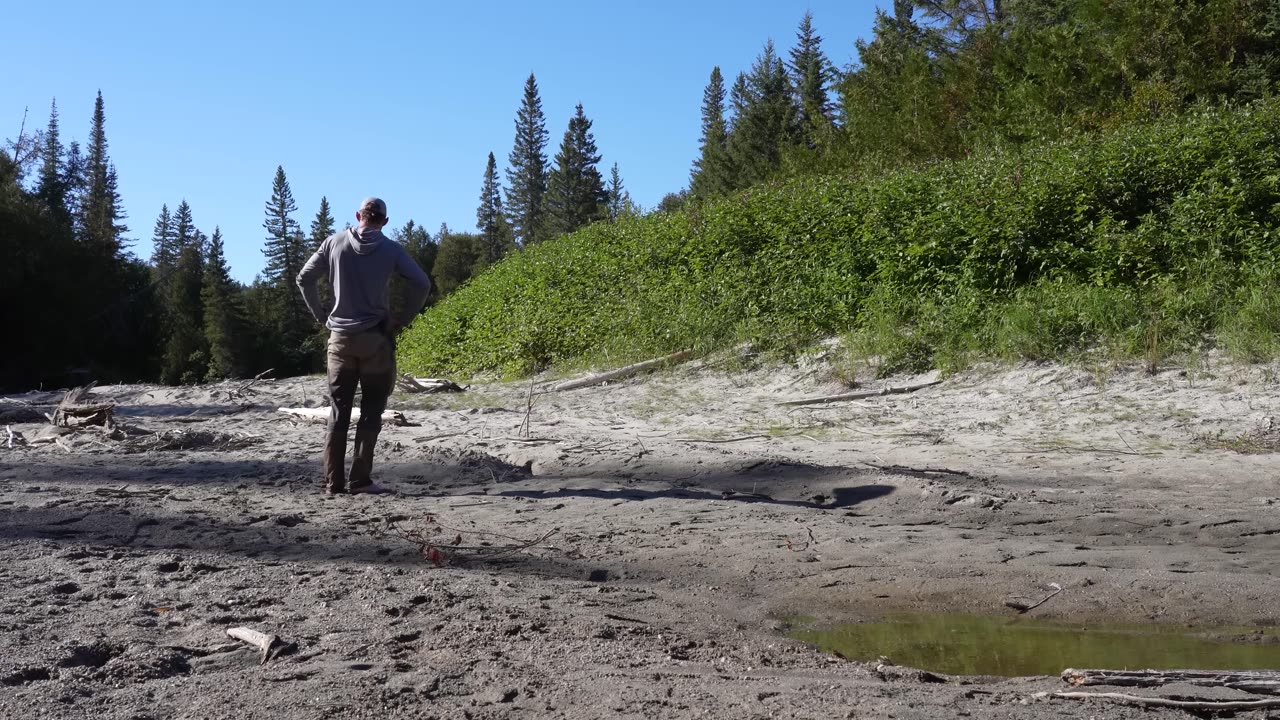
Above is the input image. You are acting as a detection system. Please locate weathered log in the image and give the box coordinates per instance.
[1036,691,1280,711]
[549,350,694,392]
[777,380,942,407]
[1063,668,1280,696]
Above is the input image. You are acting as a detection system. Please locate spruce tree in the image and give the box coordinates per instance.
[261,166,314,375]
[149,204,178,271]
[725,41,798,188]
[390,219,438,317]
[81,91,127,256]
[476,152,513,265]
[63,140,86,230]
[173,199,198,252]
[202,227,248,380]
[789,11,835,146]
[310,195,336,248]
[606,162,633,220]
[544,104,607,237]
[690,67,733,198]
[504,73,549,246]
[35,99,69,224]
[160,238,208,385]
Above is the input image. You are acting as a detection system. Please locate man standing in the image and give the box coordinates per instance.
[297,197,432,495]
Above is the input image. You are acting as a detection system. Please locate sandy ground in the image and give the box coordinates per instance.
[1,351,1278,719]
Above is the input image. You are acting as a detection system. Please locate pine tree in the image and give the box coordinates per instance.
[725,41,798,188]
[690,67,733,198]
[81,91,128,255]
[544,104,607,237]
[789,11,836,146]
[476,152,513,265]
[310,195,336,249]
[35,99,69,224]
[505,73,550,246]
[202,227,248,380]
[606,163,633,220]
[261,166,315,375]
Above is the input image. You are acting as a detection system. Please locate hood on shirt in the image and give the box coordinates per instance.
[348,226,386,255]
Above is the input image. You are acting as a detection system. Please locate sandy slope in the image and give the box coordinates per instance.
[1,353,1278,719]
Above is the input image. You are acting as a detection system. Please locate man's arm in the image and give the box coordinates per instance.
[296,240,330,325]
[393,248,433,331]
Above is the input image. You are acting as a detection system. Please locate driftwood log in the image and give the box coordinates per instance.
[1063,668,1280,696]
[1036,691,1280,711]
[50,383,115,428]
[549,350,693,392]
[396,375,465,394]
[778,380,942,407]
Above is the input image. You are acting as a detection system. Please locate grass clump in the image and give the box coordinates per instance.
[400,99,1280,379]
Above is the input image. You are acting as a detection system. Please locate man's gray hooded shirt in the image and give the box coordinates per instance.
[297,226,432,334]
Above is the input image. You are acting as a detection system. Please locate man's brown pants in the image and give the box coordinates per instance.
[324,329,395,493]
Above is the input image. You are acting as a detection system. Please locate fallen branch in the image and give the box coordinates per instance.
[226,368,274,400]
[1018,444,1157,457]
[226,626,293,665]
[1034,691,1280,711]
[1063,668,1280,696]
[1005,583,1062,613]
[549,350,693,392]
[676,434,768,444]
[277,407,412,426]
[778,380,942,407]
[863,462,970,477]
[396,374,465,394]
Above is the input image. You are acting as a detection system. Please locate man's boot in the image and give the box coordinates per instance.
[323,430,348,495]
[348,428,389,494]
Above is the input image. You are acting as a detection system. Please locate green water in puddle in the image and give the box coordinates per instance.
[791,614,1280,677]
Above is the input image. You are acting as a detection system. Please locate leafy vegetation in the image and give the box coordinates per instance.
[401,99,1280,377]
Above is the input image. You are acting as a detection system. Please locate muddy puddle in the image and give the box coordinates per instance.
[791,614,1280,676]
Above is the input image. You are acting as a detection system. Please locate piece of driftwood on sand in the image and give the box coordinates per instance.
[226,626,291,664]
[1062,668,1280,696]
[777,380,942,407]
[549,350,693,392]
[50,383,116,428]
[396,374,466,394]
[277,408,411,426]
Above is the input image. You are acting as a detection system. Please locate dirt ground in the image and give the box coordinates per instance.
[1,350,1278,719]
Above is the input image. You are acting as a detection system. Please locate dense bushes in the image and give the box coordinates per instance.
[400,99,1280,378]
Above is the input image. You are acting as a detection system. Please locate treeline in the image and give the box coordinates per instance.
[1,73,633,388]
[685,0,1280,202]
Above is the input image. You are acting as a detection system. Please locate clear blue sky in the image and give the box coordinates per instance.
[6,1,883,283]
